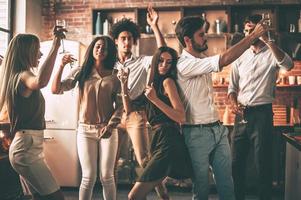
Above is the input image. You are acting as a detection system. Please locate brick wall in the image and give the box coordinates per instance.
[214,61,301,125]
[40,0,301,126]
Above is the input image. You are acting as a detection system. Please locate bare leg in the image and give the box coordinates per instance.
[126,111,169,199]
[155,178,170,200]
[128,178,165,200]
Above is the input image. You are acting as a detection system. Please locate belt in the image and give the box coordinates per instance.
[245,103,272,111]
[182,120,221,128]
[152,122,178,130]
[79,123,106,129]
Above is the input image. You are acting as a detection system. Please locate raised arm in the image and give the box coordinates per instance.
[144,79,186,124]
[260,35,294,71]
[51,54,77,94]
[219,20,266,69]
[147,5,166,48]
[20,26,65,90]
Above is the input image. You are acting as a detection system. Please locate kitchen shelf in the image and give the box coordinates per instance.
[214,84,301,88]
[141,33,177,39]
[276,84,301,88]
[92,3,301,56]
[213,84,228,88]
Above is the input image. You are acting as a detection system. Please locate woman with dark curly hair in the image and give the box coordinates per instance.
[118,46,192,200]
[52,36,122,200]
[111,5,171,199]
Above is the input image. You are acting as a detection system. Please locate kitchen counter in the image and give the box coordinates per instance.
[283,131,301,200]
[282,132,301,151]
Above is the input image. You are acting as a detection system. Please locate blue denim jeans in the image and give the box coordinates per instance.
[183,124,235,200]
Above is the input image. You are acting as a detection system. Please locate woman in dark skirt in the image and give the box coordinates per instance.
[118,46,192,200]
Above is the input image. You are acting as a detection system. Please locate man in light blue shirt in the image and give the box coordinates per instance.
[175,16,266,200]
[228,14,293,200]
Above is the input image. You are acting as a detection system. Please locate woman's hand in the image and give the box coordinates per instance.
[144,83,158,102]
[117,67,129,85]
[53,25,67,48]
[60,54,77,68]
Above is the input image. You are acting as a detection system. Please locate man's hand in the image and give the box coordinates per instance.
[228,93,243,115]
[250,19,267,40]
[146,4,159,27]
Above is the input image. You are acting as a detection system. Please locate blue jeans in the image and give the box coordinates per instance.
[183,124,235,200]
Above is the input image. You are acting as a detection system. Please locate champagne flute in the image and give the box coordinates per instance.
[238,104,248,124]
[262,13,275,42]
[55,19,69,54]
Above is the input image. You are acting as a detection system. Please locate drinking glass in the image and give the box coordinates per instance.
[262,13,275,42]
[55,19,69,54]
[238,104,248,124]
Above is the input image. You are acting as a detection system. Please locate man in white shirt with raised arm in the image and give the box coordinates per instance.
[228,14,293,200]
[175,16,266,200]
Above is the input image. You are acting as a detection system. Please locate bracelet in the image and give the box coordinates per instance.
[121,94,128,97]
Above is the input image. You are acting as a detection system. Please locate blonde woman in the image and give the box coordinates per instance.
[0,27,65,200]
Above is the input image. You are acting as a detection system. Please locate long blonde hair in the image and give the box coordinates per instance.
[0,34,40,117]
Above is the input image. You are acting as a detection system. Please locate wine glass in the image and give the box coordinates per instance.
[56,19,75,68]
[238,104,248,124]
[262,13,275,42]
[55,19,69,54]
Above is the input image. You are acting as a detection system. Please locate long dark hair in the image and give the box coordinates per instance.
[77,36,117,89]
[151,46,178,94]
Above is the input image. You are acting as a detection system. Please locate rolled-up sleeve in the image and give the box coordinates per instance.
[228,62,239,96]
[58,67,81,94]
[277,53,294,71]
[142,56,153,70]
[177,54,220,78]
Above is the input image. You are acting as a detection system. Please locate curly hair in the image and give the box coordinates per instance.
[244,14,262,26]
[110,18,140,44]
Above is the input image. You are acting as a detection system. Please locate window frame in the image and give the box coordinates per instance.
[0,0,13,53]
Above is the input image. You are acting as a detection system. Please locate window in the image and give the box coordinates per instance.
[0,0,12,56]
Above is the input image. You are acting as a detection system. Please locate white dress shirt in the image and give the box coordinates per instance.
[228,45,293,106]
[177,49,221,125]
[115,54,152,100]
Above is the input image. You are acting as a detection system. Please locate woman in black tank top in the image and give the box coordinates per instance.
[0,28,66,200]
[118,46,192,200]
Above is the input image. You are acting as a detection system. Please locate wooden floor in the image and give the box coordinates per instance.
[61,185,284,200]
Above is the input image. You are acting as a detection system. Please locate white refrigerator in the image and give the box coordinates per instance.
[39,40,82,187]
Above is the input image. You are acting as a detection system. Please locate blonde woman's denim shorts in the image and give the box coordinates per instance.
[9,130,60,195]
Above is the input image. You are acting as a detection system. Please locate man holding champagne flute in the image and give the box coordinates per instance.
[228,14,294,200]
